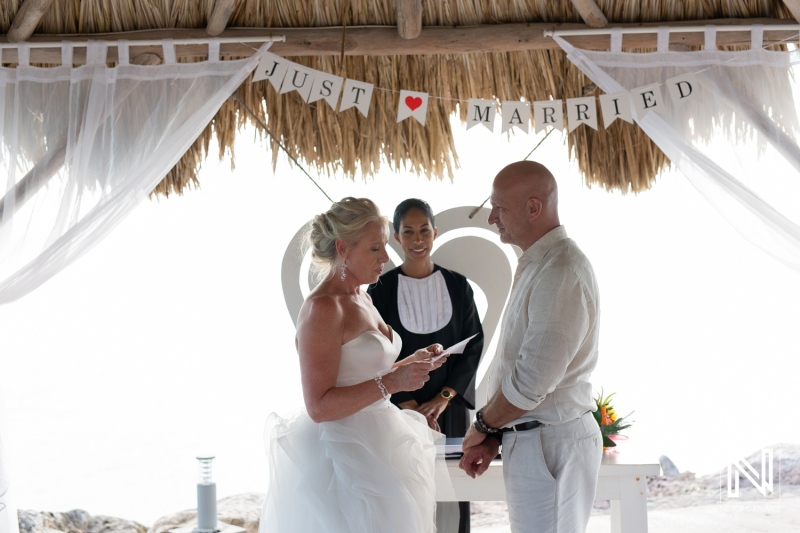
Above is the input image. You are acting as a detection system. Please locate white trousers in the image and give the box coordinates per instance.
[501,411,602,533]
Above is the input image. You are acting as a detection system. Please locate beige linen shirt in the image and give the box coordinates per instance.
[486,225,599,426]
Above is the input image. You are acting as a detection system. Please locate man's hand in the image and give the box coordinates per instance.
[462,421,486,450]
[459,437,500,479]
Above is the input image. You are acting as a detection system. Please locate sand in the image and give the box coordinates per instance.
[470,490,800,532]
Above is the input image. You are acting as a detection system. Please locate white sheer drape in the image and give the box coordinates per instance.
[0,40,269,305]
[555,27,800,272]
[0,39,269,533]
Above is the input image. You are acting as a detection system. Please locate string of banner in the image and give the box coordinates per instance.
[251,23,800,135]
[253,50,695,134]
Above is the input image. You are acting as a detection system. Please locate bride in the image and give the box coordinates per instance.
[260,197,448,533]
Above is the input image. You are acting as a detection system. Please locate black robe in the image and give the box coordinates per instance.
[367,264,484,438]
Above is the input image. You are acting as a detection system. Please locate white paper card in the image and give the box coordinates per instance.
[431,333,479,363]
[339,79,374,117]
[252,52,289,90]
[308,72,344,109]
[466,99,496,131]
[599,92,633,126]
[567,97,598,132]
[280,64,317,102]
[397,90,429,126]
[534,100,564,133]
[666,73,698,105]
[631,83,665,118]
[501,101,530,134]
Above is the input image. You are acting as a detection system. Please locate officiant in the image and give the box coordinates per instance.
[368,198,483,533]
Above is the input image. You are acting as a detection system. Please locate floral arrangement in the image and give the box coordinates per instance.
[593,389,633,449]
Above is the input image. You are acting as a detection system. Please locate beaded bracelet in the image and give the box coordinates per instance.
[474,407,501,434]
[374,374,390,400]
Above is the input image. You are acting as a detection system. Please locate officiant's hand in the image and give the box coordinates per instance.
[415,393,450,421]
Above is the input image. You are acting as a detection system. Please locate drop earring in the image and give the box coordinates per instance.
[340,262,347,281]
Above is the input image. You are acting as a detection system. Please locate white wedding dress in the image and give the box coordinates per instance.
[259,330,442,533]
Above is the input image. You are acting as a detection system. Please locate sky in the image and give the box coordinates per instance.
[1,119,799,525]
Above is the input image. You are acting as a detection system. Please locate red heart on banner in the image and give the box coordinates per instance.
[405,96,423,111]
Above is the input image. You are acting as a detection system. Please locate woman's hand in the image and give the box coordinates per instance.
[382,361,433,393]
[425,414,440,432]
[415,395,449,421]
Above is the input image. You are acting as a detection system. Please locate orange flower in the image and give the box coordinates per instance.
[600,405,614,426]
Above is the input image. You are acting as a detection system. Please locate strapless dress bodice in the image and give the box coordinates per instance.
[336,329,402,387]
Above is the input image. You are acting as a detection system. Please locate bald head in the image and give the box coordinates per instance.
[488,161,560,249]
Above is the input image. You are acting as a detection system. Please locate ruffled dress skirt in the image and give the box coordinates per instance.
[259,399,443,533]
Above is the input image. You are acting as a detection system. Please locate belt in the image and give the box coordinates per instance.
[505,420,543,433]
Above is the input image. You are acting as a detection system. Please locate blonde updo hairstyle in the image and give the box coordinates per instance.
[306,197,388,281]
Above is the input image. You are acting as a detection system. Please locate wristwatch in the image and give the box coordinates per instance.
[439,389,454,401]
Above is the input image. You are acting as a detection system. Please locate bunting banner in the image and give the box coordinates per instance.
[566,97,598,132]
[397,90,429,126]
[631,83,665,119]
[666,73,698,106]
[502,101,530,133]
[339,79,374,117]
[533,101,563,133]
[308,72,344,110]
[280,63,316,102]
[466,99,496,131]
[251,55,702,134]
[599,92,633,127]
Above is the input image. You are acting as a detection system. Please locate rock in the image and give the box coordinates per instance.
[659,455,680,478]
[148,493,265,533]
[18,509,147,533]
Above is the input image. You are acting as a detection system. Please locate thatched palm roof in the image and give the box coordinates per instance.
[1,0,797,196]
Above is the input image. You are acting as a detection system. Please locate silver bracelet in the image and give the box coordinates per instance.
[374,374,390,400]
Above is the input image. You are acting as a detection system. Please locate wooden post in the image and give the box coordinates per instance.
[207,0,237,37]
[397,0,423,39]
[570,0,608,28]
[7,0,54,43]
[781,0,800,23]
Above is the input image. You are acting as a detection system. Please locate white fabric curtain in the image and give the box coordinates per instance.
[0,39,268,533]
[555,27,800,272]
[0,40,269,305]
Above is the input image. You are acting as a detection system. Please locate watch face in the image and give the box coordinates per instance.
[441,390,452,399]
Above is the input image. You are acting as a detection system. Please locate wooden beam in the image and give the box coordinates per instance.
[781,1,800,23]
[7,0,54,43]
[570,0,608,29]
[206,0,237,37]
[397,0,423,39]
[1,18,797,64]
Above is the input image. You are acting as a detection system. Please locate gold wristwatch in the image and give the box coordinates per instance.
[440,389,454,401]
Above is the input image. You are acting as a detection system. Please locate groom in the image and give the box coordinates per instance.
[459,161,603,532]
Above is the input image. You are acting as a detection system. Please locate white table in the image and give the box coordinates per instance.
[436,452,660,533]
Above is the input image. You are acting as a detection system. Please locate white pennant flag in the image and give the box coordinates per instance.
[599,92,633,127]
[631,83,665,118]
[339,79,374,117]
[666,73,698,106]
[566,97,598,132]
[252,52,290,90]
[280,64,317,102]
[466,99,496,131]
[501,101,530,133]
[308,72,344,110]
[397,90,429,126]
[533,100,564,133]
